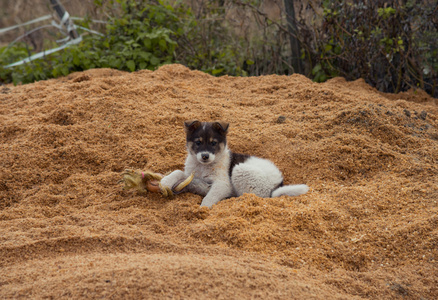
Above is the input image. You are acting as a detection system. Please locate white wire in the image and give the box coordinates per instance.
[1,12,104,68]
[76,25,104,36]
[70,17,107,24]
[0,15,53,35]
[0,24,65,60]
[5,36,83,68]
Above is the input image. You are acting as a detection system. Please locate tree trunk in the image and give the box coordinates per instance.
[284,0,303,74]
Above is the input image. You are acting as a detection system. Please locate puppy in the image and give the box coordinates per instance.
[160,120,309,208]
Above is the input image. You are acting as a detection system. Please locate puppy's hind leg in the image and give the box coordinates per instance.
[231,161,283,198]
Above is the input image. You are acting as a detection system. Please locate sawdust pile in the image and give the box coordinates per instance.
[1,64,437,299]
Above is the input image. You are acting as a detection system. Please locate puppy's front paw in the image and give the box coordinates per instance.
[200,195,219,208]
[160,170,186,190]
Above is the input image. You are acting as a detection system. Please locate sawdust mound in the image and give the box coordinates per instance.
[1,64,437,299]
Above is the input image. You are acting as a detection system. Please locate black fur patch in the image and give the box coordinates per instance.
[229,152,250,176]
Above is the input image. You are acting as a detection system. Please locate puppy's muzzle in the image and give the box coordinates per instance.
[198,152,214,164]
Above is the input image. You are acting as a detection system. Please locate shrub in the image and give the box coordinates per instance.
[307,0,437,97]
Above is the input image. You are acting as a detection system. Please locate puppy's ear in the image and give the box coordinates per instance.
[184,120,201,133]
[213,121,229,135]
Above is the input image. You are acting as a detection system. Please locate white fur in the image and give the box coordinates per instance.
[231,157,283,197]
[160,170,186,190]
[185,147,233,207]
[271,184,309,197]
[196,152,215,164]
[160,144,309,208]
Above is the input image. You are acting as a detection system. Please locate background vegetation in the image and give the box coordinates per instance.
[0,0,437,97]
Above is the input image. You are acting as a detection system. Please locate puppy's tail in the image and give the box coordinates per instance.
[271,184,309,198]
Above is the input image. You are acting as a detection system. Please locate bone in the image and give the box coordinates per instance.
[173,173,195,192]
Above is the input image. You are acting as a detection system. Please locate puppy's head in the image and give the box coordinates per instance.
[184,120,229,165]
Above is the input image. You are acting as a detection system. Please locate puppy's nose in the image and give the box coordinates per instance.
[202,153,209,161]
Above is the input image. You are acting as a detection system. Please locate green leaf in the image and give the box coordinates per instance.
[61,66,69,76]
[150,56,160,66]
[73,54,81,66]
[109,58,121,69]
[159,39,167,51]
[139,52,151,61]
[312,63,322,75]
[211,68,223,75]
[126,60,136,72]
[143,39,152,49]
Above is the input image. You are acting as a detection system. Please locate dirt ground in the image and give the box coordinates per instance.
[1,64,437,299]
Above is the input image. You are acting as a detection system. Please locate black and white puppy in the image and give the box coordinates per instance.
[160,120,309,208]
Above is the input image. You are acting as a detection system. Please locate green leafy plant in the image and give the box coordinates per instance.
[0,0,181,84]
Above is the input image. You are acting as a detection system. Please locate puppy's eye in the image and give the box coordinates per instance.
[195,140,201,146]
[211,141,217,146]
